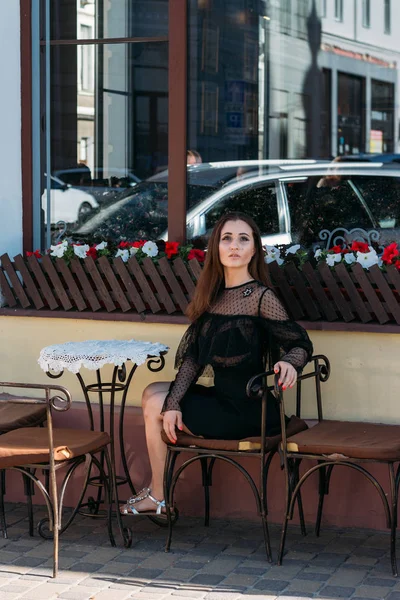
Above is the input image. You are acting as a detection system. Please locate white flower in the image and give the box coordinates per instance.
[314,248,322,260]
[356,247,379,270]
[50,242,68,258]
[344,253,356,265]
[73,244,90,259]
[265,246,284,265]
[115,248,130,263]
[130,247,139,256]
[142,241,158,258]
[286,244,300,255]
[326,253,341,267]
[95,241,108,250]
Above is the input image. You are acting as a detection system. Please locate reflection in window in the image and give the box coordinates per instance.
[280,0,292,35]
[384,0,391,34]
[79,26,94,92]
[42,42,168,243]
[362,0,371,28]
[335,0,343,21]
[296,0,309,40]
[285,175,375,248]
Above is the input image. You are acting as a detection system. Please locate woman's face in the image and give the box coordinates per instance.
[218,219,256,270]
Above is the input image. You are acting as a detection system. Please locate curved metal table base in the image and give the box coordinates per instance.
[46,354,166,545]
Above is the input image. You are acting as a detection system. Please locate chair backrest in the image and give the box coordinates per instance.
[247,355,330,458]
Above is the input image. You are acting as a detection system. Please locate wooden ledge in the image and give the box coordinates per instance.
[1,307,400,332]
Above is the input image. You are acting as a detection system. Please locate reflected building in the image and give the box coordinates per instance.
[187,0,400,161]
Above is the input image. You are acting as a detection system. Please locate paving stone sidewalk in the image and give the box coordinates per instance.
[0,503,397,600]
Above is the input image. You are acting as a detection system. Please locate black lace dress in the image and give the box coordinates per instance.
[162,280,313,440]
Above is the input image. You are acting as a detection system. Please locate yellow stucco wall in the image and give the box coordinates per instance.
[0,315,399,423]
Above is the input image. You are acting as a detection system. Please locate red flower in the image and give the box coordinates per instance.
[132,240,145,248]
[382,242,399,265]
[351,241,369,253]
[188,249,206,263]
[26,250,42,258]
[165,242,180,259]
[87,246,98,260]
[395,260,400,271]
[329,245,342,254]
[118,241,131,249]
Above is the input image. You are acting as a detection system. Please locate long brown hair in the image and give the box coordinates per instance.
[186,212,270,322]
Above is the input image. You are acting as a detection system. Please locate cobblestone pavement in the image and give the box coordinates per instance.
[0,503,397,599]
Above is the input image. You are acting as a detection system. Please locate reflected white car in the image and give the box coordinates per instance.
[41,176,99,225]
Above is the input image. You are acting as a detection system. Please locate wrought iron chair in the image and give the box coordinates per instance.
[0,390,48,536]
[162,366,311,560]
[0,382,116,578]
[275,354,400,576]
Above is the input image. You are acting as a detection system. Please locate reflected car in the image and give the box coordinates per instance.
[42,176,99,226]
[53,167,141,207]
[73,161,400,251]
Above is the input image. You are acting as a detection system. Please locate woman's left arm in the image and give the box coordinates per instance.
[259,288,313,389]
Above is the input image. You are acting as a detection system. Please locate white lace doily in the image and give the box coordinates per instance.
[38,339,169,374]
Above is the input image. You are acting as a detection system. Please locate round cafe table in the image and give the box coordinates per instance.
[38,338,169,545]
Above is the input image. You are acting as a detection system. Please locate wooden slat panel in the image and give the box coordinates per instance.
[385,266,400,308]
[0,267,17,307]
[70,259,101,311]
[142,257,176,313]
[97,256,131,312]
[41,255,73,310]
[351,263,389,324]
[56,259,87,311]
[187,258,202,281]
[13,255,44,309]
[284,262,321,320]
[26,255,59,310]
[334,263,372,323]
[83,257,116,312]
[302,262,337,321]
[127,256,160,313]
[172,257,196,298]
[268,260,304,320]
[318,262,354,322]
[0,254,30,308]
[368,264,400,324]
[112,257,146,313]
[158,257,188,312]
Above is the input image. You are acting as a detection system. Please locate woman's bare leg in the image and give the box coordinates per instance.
[120,381,195,513]
[120,382,169,513]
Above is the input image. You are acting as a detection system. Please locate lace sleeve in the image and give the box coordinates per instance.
[161,357,204,413]
[259,288,313,370]
[161,321,204,413]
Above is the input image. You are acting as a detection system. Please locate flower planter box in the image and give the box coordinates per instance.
[0,253,201,316]
[1,252,400,325]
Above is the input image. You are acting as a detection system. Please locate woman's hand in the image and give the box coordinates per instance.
[163,410,183,443]
[274,361,297,390]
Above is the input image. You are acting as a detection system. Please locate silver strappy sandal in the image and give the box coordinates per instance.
[126,487,151,505]
[120,493,166,516]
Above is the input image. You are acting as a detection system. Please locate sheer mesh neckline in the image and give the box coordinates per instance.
[224,279,256,290]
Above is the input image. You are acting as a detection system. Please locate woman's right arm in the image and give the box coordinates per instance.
[161,356,204,443]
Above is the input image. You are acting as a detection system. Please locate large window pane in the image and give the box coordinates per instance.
[186,0,400,250]
[41,41,168,244]
[43,0,168,41]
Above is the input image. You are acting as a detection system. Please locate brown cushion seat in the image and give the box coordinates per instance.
[0,428,110,469]
[161,415,308,452]
[0,396,46,433]
[287,420,400,460]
